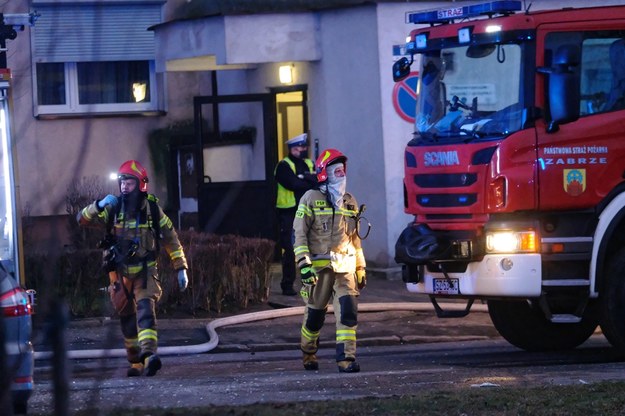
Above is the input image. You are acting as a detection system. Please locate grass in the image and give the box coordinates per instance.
[68,381,625,416]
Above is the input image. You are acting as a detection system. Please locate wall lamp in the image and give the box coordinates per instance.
[279,64,294,84]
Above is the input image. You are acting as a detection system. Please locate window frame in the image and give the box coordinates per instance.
[33,60,160,117]
[544,29,625,119]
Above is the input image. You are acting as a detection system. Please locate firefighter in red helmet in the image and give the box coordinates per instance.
[77,160,188,377]
[293,148,367,373]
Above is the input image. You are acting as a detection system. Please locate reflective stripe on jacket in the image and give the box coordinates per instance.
[77,196,188,277]
[293,189,366,272]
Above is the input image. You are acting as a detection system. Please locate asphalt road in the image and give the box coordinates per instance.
[29,328,625,414]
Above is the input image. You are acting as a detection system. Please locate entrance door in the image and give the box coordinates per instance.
[274,88,308,160]
[194,93,277,239]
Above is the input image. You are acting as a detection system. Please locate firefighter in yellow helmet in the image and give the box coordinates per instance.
[293,148,367,373]
[77,160,188,377]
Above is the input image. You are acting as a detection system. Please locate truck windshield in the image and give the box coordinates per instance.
[415,42,523,143]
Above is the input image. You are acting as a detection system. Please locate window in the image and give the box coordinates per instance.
[580,36,625,115]
[35,61,157,115]
[31,2,164,117]
[36,62,65,105]
[546,30,625,118]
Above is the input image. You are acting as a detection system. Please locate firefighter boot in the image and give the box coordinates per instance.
[143,354,162,377]
[337,360,360,373]
[303,353,319,371]
[127,362,144,377]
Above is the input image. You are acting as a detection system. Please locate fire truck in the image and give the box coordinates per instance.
[393,1,625,352]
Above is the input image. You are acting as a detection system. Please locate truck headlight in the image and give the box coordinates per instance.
[485,231,537,254]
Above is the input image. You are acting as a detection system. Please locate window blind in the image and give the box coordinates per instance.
[32,3,162,62]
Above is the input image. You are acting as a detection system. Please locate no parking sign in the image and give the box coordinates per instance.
[392,71,419,123]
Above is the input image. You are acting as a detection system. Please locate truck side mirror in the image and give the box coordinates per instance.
[393,57,412,82]
[538,44,581,132]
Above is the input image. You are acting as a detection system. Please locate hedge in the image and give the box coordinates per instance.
[25,230,275,318]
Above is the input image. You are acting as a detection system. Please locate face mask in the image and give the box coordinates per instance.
[290,146,308,159]
[326,163,346,208]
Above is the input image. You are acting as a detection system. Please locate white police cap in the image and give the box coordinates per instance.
[286,133,308,147]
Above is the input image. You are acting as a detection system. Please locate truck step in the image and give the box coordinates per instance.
[550,314,582,323]
[542,279,589,287]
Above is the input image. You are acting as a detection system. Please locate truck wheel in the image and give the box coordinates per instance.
[599,248,625,353]
[488,299,598,351]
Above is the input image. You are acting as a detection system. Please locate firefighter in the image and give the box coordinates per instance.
[77,160,188,377]
[293,148,367,373]
[274,133,317,295]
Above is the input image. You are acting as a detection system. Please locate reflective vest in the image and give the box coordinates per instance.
[275,157,314,209]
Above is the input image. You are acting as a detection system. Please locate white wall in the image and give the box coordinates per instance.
[224,13,321,64]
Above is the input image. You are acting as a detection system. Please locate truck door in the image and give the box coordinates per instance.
[536,25,625,211]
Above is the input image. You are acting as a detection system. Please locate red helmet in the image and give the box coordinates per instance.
[316,148,347,183]
[118,160,149,193]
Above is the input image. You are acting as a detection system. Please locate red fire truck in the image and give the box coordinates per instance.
[393,1,625,352]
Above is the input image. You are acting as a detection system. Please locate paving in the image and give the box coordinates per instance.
[32,267,500,358]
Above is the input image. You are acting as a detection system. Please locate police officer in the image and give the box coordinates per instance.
[274,133,317,295]
[77,160,189,377]
[293,149,367,373]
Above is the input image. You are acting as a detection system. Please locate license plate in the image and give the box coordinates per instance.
[433,278,459,295]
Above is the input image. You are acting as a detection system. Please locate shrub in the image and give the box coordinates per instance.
[158,230,275,315]
[57,249,109,317]
[50,230,274,317]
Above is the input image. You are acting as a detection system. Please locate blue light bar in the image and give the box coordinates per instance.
[406,1,522,25]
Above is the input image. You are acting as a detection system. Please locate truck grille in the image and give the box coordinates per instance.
[414,173,477,188]
[413,172,478,208]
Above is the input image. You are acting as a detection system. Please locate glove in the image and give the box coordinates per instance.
[97,194,118,210]
[177,269,189,292]
[356,268,366,290]
[300,265,318,286]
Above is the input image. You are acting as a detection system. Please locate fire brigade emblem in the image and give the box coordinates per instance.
[563,169,586,196]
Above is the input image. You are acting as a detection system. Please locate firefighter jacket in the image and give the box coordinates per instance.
[293,189,366,272]
[77,194,188,278]
[274,155,315,209]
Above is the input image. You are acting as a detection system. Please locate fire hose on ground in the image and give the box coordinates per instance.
[33,302,488,361]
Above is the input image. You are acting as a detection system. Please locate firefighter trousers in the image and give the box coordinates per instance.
[300,268,359,362]
[108,270,162,363]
